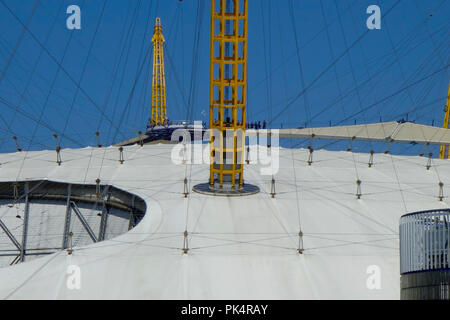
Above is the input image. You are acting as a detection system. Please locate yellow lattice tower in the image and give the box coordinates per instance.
[439,80,450,159]
[151,17,167,127]
[209,0,247,190]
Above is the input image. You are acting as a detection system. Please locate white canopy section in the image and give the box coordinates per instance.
[0,144,450,299]
[247,122,450,145]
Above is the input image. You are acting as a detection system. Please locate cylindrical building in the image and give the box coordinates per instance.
[400,209,450,300]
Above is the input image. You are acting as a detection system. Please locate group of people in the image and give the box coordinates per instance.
[246,121,267,129]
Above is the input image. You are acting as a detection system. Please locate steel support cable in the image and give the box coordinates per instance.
[122,0,156,132]
[0,7,44,134]
[166,1,180,41]
[135,55,152,127]
[384,39,449,122]
[0,2,41,149]
[304,236,399,252]
[246,18,439,128]
[248,0,360,95]
[110,45,152,144]
[14,2,82,180]
[349,5,380,107]
[313,41,450,131]
[184,0,203,122]
[0,90,84,149]
[274,2,303,241]
[297,96,444,152]
[381,6,422,122]
[60,0,108,145]
[0,0,128,141]
[250,181,299,248]
[0,1,65,151]
[189,234,297,251]
[260,0,273,126]
[288,0,311,125]
[3,250,62,299]
[412,0,448,67]
[275,3,291,123]
[385,0,442,123]
[348,7,387,130]
[403,63,445,123]
[165,46,189,114]
[184,2,203,122]
[333,0,373,154]
[162,5,188,120]
[319,0,347,121]
[105,0,143,142]
[37,1,114,77]
[307,6,449,127]
[338,64,449,125]
[183,156,195,239]
[0,0,40,86]
[95,0,133,136]
[180,3,185,97]
[134,1,157,126]
[304,38,448,135]
[268,0,402,127]
[388,154,408,213]
[164,46,186,119]
[0,124,57,152]
[304,24,449,126]
[305,187,396,234]
[318,0,360,175]
[185,0,205,122]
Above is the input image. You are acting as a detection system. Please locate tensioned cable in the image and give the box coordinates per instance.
[248,0,360,95]
[288,0,311,126]
[105,0,144,143]
[338,64,449,125]
[316,3,448,128]
[268,0,402,127]
[110,45,152,144]
[0,96,85,147]
[275,2,303,246]
[122,0,156,133]
[0,0,40,86]
[95,0,134,136]
[333,0,373,154]
[0,0,40,149]
[412,0,448,67]
[185,0,205,122]
[0,0,128,140]
[245,17,444,128]
[165,45,189,116]
[60,0,108,146]
[260,0,273,126]
[301,21,449,127]
[318,0,359,178]
[13,0,88,181]
[0,1,65,151]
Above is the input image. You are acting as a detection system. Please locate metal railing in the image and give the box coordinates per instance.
[400,209,450,274]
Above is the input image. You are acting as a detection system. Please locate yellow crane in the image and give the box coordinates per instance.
[151,17,167,127]
[439,80,450,159]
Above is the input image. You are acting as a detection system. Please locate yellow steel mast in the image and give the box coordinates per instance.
[209,0,247,190]
[151,17,167,127]
[439,80,450,159]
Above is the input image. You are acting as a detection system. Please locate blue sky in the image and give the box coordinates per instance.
[0,0,448,154]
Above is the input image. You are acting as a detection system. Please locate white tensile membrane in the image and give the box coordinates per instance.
[0,143,448,299]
